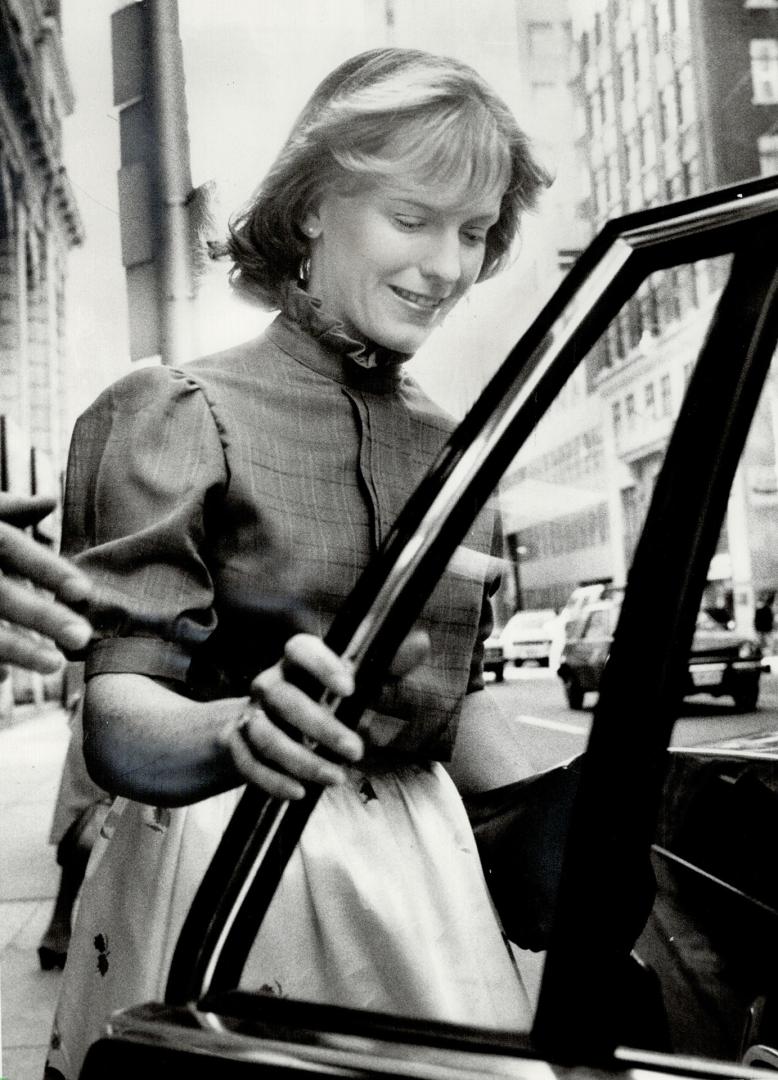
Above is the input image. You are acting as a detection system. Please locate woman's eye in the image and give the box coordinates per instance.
[462,231,487,246]
[394,216,424,231]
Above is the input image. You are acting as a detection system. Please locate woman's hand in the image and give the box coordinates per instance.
[219,630,430,800]
[0,494,92,676]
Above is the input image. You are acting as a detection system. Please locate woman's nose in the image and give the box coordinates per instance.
[420,231,463,285]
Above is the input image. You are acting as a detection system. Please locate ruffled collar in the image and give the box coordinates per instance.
[281,281,412,370]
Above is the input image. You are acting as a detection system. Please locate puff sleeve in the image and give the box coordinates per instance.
[62,365,228,684]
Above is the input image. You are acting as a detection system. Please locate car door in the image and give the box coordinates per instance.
[80,174,778,1080]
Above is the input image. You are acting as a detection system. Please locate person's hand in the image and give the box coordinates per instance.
[0,494,93,675]
[218,630,430,800]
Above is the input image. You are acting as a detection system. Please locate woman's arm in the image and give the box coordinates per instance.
[445,687,534,795]
[84,634,364,806]
[84,630,430,807]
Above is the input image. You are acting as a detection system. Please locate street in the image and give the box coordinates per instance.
[2,669,776,1079]
[484,663,778,772]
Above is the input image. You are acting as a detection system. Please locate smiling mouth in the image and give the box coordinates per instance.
[390,286,446,311]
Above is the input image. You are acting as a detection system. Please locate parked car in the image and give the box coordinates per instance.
[558,600,767,711]
[484,609,558,680]
[547,583,623,673]
[501,608,557,668]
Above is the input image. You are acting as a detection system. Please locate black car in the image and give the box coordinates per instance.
[642,731,778,1063]
[79,176,778,1080]
[558,600,767,711]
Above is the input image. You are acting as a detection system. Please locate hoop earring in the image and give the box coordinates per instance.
[298,254,311,286]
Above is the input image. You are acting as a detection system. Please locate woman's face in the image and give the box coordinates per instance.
[304,170,505,354]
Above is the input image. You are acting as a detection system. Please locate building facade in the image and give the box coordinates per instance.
[501,0,778,630]
[0,0,82,519]
[0,0,83,708]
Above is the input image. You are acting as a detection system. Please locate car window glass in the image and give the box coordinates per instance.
[476,248,778,1065]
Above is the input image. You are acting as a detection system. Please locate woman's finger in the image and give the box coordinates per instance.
[0,523,92,604]
[252,665,364,762]
[0,576,92,653]
[0,493,58,529]
[219,705,348,797]
[282,633,354,696]
[0,623,63,673]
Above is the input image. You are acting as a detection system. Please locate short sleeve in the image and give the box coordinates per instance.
[62,365,228,683]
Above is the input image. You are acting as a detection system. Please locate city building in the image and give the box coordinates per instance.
[500,0,778,632]
[0,0,83,706]
[0,0,82,510]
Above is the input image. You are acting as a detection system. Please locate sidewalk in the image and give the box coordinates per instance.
[1,703,71,1080]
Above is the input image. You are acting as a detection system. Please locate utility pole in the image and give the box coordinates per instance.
[147,0,193,366]
[112,0,194,365]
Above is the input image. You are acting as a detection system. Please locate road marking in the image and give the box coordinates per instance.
[514,713,589,736]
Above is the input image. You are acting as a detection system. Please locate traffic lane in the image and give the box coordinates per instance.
[482,665,588,772]
[483,665,778,773]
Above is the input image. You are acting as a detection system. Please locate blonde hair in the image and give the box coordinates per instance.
[222,48,551,309]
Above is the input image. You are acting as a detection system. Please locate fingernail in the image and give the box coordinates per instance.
[60,620,92,650]
[59,576,91,604]
[333,667,354,697]
[320,765,347,786]
[337,732,363,762]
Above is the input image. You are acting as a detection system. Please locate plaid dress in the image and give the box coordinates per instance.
[47,301,530,1079]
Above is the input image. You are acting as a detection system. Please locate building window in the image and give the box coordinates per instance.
[673,70,685,127]
[638,114,656,168]
[612,400,622,440]
[660,373,672,416]
[529,22,556,59]
[750,39,778,103]
[625,130,637,181]
[640,281,661,336]
[650,0,660,51]
[584,96,594,137]
[627,297,644,348]
[659,83,677,141]
[679,63,695,127]
[580,29,590,65]
[626,392,636,428]
[681,156,700,196]
[609,316,625,362]
[759,132,778,174]
[631,32,640,80]
[645,381,656,418]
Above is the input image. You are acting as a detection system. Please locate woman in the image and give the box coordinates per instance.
[47,47,549,1079]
